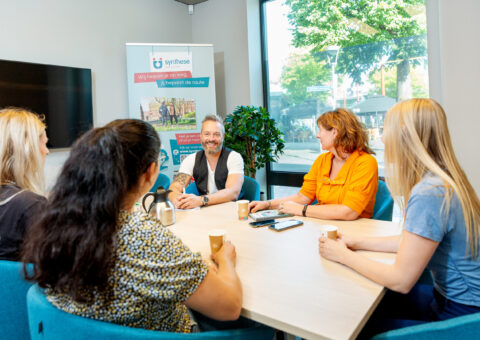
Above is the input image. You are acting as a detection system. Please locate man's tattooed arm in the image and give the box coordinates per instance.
[173,173,191,188]
[168,172,192,202]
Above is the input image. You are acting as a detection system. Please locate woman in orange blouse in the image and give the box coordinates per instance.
[249,108,378,220]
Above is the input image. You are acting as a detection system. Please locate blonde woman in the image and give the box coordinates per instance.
[319,99,480,336]
[0,107,48,260]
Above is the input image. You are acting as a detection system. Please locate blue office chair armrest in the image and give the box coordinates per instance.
[371,312,480,340]
[0,260,33,340]
[27,285,274,339]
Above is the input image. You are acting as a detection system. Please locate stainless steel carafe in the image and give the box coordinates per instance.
[142,186,175,226]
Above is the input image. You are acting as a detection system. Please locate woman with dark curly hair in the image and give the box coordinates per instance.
[23,119,242,333]
[250,108,378,220]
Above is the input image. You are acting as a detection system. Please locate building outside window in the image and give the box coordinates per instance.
[262,0,429,196]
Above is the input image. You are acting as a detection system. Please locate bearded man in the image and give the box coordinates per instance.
[169,115,244,209]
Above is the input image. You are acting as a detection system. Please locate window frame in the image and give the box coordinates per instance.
[260,0,306,199]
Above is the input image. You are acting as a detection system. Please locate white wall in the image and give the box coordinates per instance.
[0,0,192,189]
[191,0,263,116]
[191,0,267,190]
[427,0,480,194]
[0,0,191,124]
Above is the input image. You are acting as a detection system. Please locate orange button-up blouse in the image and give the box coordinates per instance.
[299,150,378,218]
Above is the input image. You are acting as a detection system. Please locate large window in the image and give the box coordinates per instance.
[262,0,429,194]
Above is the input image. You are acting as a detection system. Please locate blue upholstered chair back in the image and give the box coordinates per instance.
[241,176,260,201]
[186,176,260,201]
[308,180,393,221]
[373,180,394,221]
[27,285,273,340]
[0,260,33,340]
[185,181,199,195]
[371,312,480,340]
[150,173,171,192]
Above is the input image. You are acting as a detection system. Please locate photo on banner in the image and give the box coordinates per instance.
[140,97,197,131]
[126,43,217,182]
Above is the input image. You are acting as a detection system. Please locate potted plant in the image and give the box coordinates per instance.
[223,106,284,179]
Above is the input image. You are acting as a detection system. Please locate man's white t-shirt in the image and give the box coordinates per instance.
[178,150,244,194]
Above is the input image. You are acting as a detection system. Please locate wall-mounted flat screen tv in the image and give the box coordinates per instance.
[0,59,93,149]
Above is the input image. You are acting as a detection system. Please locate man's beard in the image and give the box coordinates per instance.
[202,141,222,154]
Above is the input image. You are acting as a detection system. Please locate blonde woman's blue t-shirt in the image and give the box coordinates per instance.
[405,174,480,307]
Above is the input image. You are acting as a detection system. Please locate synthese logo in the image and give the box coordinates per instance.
[149,52,192,73]
[152,58,163,70]
[164,58,190,66]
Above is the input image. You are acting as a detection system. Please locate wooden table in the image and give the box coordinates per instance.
[169,202,401,340]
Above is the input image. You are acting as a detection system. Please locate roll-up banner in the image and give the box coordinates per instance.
[126,43,216,182]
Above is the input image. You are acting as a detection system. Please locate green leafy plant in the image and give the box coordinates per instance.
[223,106,284,179]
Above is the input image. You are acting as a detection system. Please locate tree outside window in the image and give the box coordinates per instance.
[265,0,429,175]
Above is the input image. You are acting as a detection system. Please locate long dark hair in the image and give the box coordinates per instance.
[22,119,160,301]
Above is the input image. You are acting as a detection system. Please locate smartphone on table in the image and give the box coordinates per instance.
[249,219,276,228]
[269,219,303,231]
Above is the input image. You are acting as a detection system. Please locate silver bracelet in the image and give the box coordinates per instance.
[266,200,272,210]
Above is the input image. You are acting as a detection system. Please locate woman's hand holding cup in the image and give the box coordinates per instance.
[318,237,349,264]
[212,240,236,267]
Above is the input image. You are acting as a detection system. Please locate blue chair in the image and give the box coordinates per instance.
[0,260,33,340]
[27,285,274,340]
[185,176,260,201]
[309,180,394,220]
[373,180,394,221]
[150,173,171,192]
[241,176,260,201]
[371,312,480,339]
[185,181,199,195]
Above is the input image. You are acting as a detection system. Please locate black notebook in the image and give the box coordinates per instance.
[249,209,293,222]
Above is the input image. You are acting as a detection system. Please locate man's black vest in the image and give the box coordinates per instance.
[192,147,231,196]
